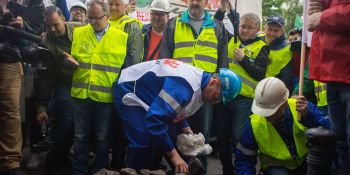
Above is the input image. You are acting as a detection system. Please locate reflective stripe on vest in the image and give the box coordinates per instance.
[250,98,309,170]
[314,81,327,107]
[173,17,218,72]
[228,38,266,98]
[71,24,128,103]
[110,15,143,32]
[266,45,293,77]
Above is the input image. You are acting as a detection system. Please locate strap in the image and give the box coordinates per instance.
[272,121,299,163]
[147,40,162,61]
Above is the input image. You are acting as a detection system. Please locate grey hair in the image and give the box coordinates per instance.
[241,13,260,28]
[87,0,110,15]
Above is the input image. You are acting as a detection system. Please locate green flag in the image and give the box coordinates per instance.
[294,15,303,28]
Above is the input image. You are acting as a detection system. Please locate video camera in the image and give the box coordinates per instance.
[0,0,44,63]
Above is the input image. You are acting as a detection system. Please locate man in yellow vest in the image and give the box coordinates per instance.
[64,1,138,174]
[108,0,143,62]
[159,0,229,171]
[235,77,330,175]
[263,15,293,90]
[213,7,270,174]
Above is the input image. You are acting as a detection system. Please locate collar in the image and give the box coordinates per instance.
[266,35,288,50]
[179,10,216,28]
[240,35,262,46]
[94,23,110,34]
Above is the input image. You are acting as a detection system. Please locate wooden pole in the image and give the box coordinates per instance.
[298,42,307,121]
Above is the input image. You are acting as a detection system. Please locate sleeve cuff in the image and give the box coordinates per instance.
[177,119,189,129]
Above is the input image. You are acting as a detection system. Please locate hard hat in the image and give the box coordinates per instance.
[70,1,87,12]
[149,0,170,13]
[251,77,289,117]
[219,68,242,105]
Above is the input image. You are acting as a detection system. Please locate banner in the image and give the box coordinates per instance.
[66,0,262,25]
[129,0,262,24]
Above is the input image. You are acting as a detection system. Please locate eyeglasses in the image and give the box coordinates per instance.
[239,25,257,30]
[87,15,106,22]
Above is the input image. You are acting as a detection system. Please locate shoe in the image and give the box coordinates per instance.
[26,153,40,170]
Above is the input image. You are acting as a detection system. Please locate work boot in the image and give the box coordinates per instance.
[26,153,40,170]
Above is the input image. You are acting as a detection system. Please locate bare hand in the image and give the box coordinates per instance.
[167,149,188,174]
[308,0,324,15]
[9,16,24,29]
[307,12,321,31]
[181,127,193,134]
[234,49,245,61]
[62,52,79,67]
[296,96,308,119]
[37,112,48,124]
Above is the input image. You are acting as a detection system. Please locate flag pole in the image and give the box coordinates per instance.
[298,43,306,121]
[298,0,309,121]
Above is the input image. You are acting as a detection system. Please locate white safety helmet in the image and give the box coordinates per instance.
[70,1,87,13]
[149,0,170,13]
[251,77,289,117]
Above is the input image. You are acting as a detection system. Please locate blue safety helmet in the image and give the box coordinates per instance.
[219,68,242,105]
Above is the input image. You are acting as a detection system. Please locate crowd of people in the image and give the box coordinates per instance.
[0,0,349,175]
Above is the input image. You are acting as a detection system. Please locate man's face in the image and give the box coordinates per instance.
[239,18,260,41]
[264,23,283,44]
[188,0,207,18]
[202,77,222,104]
[70,6,86,23]
[288,33,301,43]
[265,101,287,124]
[108,0,125,19]
[87,4,109,31]
[45,12,66,37]
[150,10,168,31]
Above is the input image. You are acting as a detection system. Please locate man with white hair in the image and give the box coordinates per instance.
[235,77,329,175]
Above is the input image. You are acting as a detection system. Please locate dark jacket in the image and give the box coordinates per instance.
[36,22,82,113]
[141,23,155,61]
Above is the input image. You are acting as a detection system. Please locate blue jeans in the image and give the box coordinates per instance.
[216,95,253,175]
[72,98,113,175]
[46,85,74,164]
[188,103,213,173]
[327,82,350,175]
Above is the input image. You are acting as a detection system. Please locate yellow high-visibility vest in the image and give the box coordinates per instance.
[71,24,128,103]
[228,38,266,98]
[250,98,309,170]
[173,17,218,73]
[266,45,293,77]
[314,81,327,107]
[110,15,143,32]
